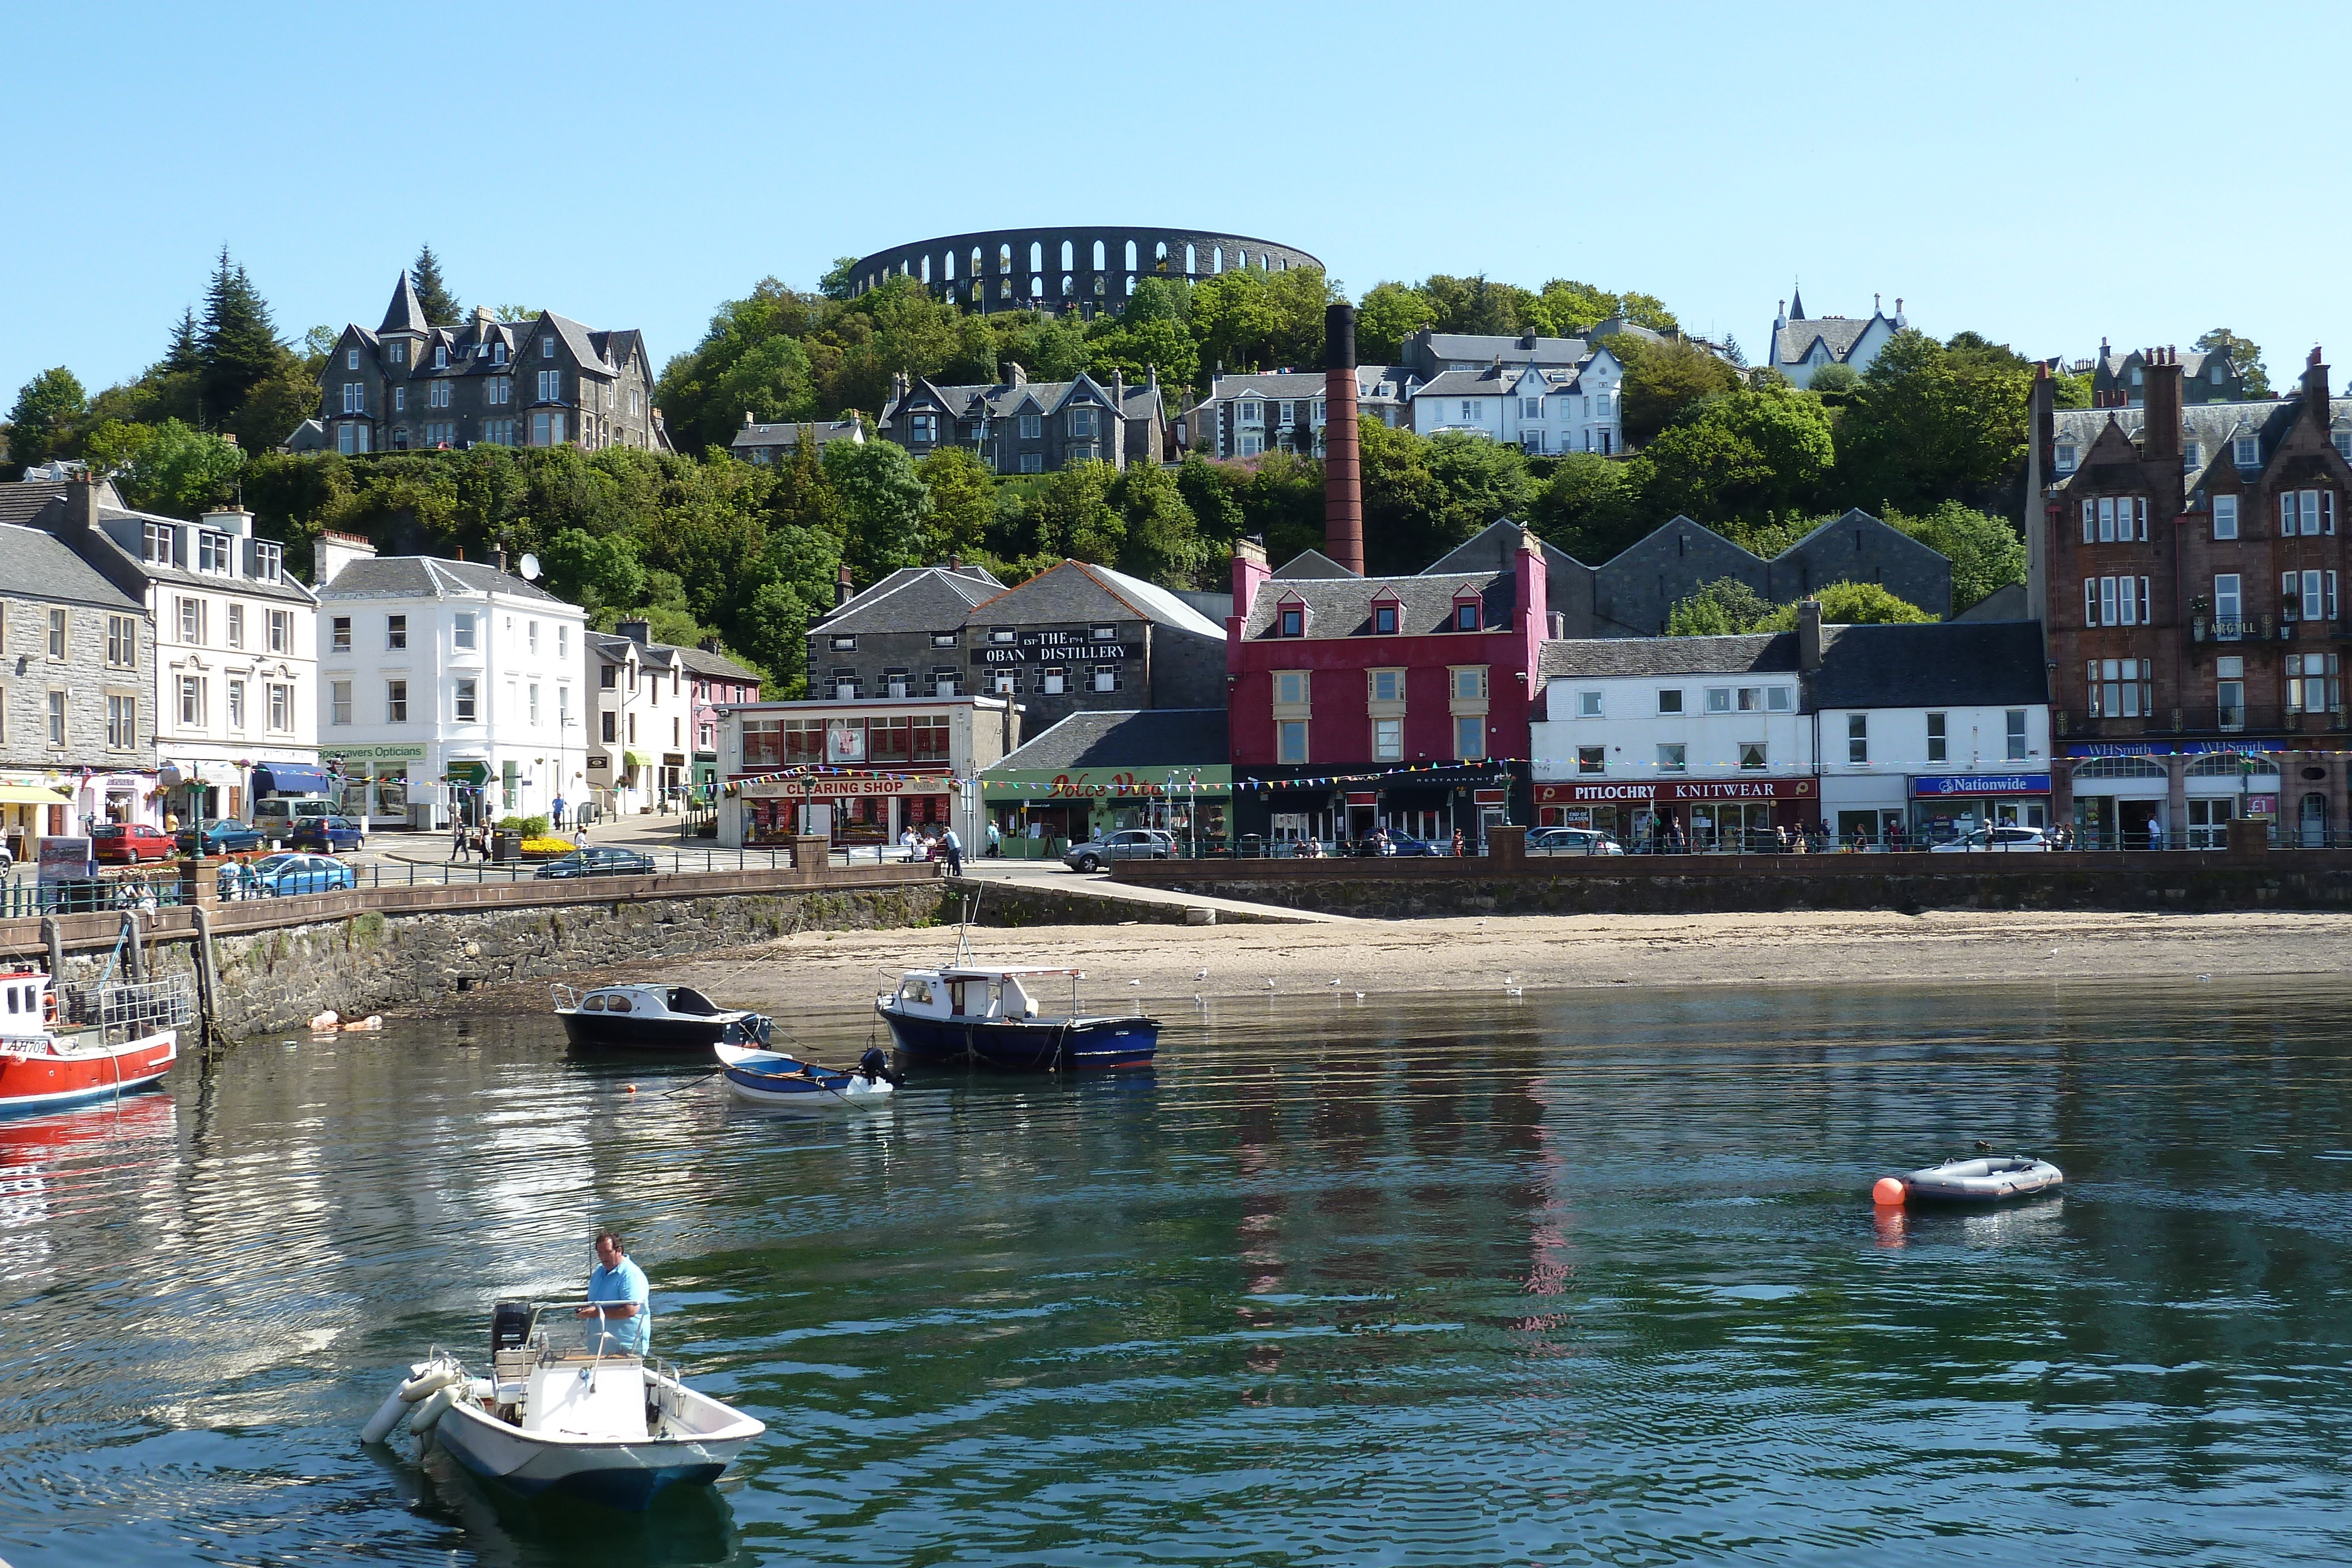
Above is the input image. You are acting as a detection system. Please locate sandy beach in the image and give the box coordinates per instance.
[622,908,2352,1012]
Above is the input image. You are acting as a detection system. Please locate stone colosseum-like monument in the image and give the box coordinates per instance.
[848,226,1322,316]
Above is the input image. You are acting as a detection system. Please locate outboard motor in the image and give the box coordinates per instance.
[858,1047,905,1088]
[490,1300,533,1360]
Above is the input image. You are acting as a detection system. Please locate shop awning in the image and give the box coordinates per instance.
[623,750,649,767]
[253,763,332,795]
[0,785,68,805]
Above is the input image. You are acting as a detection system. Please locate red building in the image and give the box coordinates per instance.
[1225,523,1552,849]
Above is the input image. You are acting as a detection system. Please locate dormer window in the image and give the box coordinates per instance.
[2234,435,2259,466]
[2054,442,2077,473]
[1371,603,1398,635]
[1453,600,1481,632]
[493,342,507,366]
[542,336,556,359]
[435,344,448,368]
[1277,604,1305,638]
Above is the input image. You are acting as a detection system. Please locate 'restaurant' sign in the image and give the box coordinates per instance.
[1535,778,1817,804]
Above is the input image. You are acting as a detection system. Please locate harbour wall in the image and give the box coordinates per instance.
[0,866,1211,1041]
[1108,833,2352,920]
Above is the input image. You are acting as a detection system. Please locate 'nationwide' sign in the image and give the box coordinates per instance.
[1910,774,2051,798]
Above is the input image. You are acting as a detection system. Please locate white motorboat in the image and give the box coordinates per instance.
[714,1043,900,1108]
[362,1300,764,1510]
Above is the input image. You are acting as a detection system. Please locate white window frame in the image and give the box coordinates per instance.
[2213,494,2239,540]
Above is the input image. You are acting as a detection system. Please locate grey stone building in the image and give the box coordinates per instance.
[729,417,869,466]
[297,276,667,456]
[0,517,155,861]
[877,367,1167,473]
[2085,338,2249,408]
[807,557,1225,734]
[1177,366,1411,459]
[1582,510,1952,637]
[846,226,1320,318]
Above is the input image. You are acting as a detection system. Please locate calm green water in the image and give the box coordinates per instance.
[0,979,2347,1565]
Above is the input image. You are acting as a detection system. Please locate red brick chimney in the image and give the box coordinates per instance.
[2306,345,2331,422]
[2142,346,2181,460]
[1322,302,1364,576]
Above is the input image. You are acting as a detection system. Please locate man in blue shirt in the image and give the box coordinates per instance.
[577,1231,650,1355]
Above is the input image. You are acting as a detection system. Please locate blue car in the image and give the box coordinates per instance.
[223,852,358,898]
[288,815,367,852]
[179,818,265,855]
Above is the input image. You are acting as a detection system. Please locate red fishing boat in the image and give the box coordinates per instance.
[0,968,181,1115]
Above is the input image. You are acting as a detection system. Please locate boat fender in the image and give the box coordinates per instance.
[407,1382,460,1436]
[309,1009,339,1033]
[359,1386,410,1445]
[464,1376,495,1404]
[397,1358,463,1402]
[858,1047,905,1089]
[1871,1177,1907,1206]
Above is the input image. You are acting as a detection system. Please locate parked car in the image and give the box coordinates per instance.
[288,815,368,853]
[1929,826,2050,854]
[223,852,358,897]
[534,847,658,880]
[91,823,176,864]
[252,796,336,836]
[1527,827,1626,856]
[1062,829,1175,872]
[179,818,266,855]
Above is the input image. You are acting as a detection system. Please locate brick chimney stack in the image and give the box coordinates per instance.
[2025,363,2053,626]
[2306,345,2331,416]
[1321,302,1364,576]
[2143,345,2182,461]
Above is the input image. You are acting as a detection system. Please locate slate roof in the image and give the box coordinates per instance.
[1539,633,1798,680]
[885,370,1148,429]
[1771,315,1876,367]
[319,555,574,605]
[2054,396,2352,479]
[1949,583,2029,623]
[1809,621,2047,708]
[970,560,1226,640]
[675,645,761,684]
[1195,366,1409,402]
[0,478,83,525]
[380,273,430,335]
[1268,548,1358,579]
[1415,331,1591,366]
[1413,362,1595,401]
[88,506,322,606]
[991,708,1229,773]
[0,523,145,610]
[1426,518,1589,573]
[818,564,1004,633]
[1246,567,1514,640]
[731,419,867,453]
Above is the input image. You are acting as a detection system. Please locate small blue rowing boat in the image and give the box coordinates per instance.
[713,1044,900,1109]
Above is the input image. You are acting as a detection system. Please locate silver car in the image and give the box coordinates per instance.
[1929,826,2050,853]
[1063,829,1175,872]
[1526,827,1626,856]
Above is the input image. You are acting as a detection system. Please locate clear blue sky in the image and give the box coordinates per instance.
[8,3,2349,405]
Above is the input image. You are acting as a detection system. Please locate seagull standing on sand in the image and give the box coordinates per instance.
[1197,968,1208,981]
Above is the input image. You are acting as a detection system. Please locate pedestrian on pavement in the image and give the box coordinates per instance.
[985,820,1002,858]
[552,795,567,834]
[1451,827,1466,857]
[940,825,964,875]
[900,825,920,862]
[450,819,467,861]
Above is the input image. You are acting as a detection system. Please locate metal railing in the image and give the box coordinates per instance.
[0,874,188,918]
[54,974,196,1045]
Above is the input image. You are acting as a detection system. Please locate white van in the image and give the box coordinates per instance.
[253,795,336,833]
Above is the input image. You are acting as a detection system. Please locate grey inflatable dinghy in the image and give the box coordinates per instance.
[1894,1155,2063,1202]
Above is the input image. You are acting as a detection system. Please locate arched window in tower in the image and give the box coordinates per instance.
[920,255,931,283]
[943,252,954,280]
[1155,240,1169,271]
[1125,275,1136,295]
[1060,240,1074,272]
[1092,240,1105,272]
[1061,274,1074,297]
[1029,241,1043,273]
[1094,274,1106,296]
[1125,240,1138,271]
[1182,243,1195,274]
[1212,246,1224,273]
[1031,274,1044,299]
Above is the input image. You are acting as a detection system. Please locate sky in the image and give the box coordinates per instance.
[8,2,2351,406]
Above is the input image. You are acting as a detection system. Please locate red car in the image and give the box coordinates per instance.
[91,823,176,864]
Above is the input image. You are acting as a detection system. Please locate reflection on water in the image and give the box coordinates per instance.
[0,979,2347,1564]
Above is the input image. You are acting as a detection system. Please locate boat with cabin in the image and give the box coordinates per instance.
[0,967,184,1115]
[552,984,772,1054]
[875,964,1158,1071]
[364,1299,765,1510]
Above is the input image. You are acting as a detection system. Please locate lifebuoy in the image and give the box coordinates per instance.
[42,990,56,1026]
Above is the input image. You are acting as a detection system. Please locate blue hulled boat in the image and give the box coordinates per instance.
[876,965,1158,1071]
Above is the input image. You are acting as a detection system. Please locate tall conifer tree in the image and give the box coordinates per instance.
[412,245,461,325]
[196,247,283,423]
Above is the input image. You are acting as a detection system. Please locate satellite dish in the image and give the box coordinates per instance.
[519,552,542,581]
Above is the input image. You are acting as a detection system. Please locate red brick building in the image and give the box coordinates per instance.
[2033,347,2352,844]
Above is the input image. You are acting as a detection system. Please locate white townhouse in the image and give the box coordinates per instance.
[1179,366,1413,459]
[1408,349,1623,456]
[313,534,587,831]
[1808,620,2052,846]
[1532,626,1816,849]
[36,480,319,824]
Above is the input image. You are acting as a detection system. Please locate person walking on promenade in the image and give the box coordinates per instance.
[940,825,964,875]
[450,819,467,861]
[1451,827,1466,858]
[985,820,1002,858]
[551,795,567,835]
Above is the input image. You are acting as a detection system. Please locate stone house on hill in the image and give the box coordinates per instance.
[878,367,1166,474]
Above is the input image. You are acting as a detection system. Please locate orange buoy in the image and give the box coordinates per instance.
[1872,1176,1907,1206]
[624,1084,638,1094]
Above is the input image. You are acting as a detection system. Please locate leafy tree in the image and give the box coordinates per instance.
[1229,450,1327,569]
[492,304,540,322]
[713,336,817,429]
[820,256,860,302]
[1611,333,1740,446]
[1423,431,1535,548]
[1105,462,1202,586]
[2052,370,2092,410]
[5,366,87,472]
[1175,453,1245,541]
[1529,450,1648,562]
[1753,581,1933,629]
[1666,576,1774,636]
[916,446,995,563]
[1355,281,1436,362]
[118,419,245,516]
[540,527,647,617]
[1188,266,1335,376]
[1640,382,1833,527]
[821,436,931,583]
[1616,292,1678,333]
[1885,501,2026,614]
[1419,274,1533,335]
[198,248,285,423]
[411,245,462,325]
[1805,362,1860,397]
[1834,329,2034,516]
[2194,327,2269,398]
